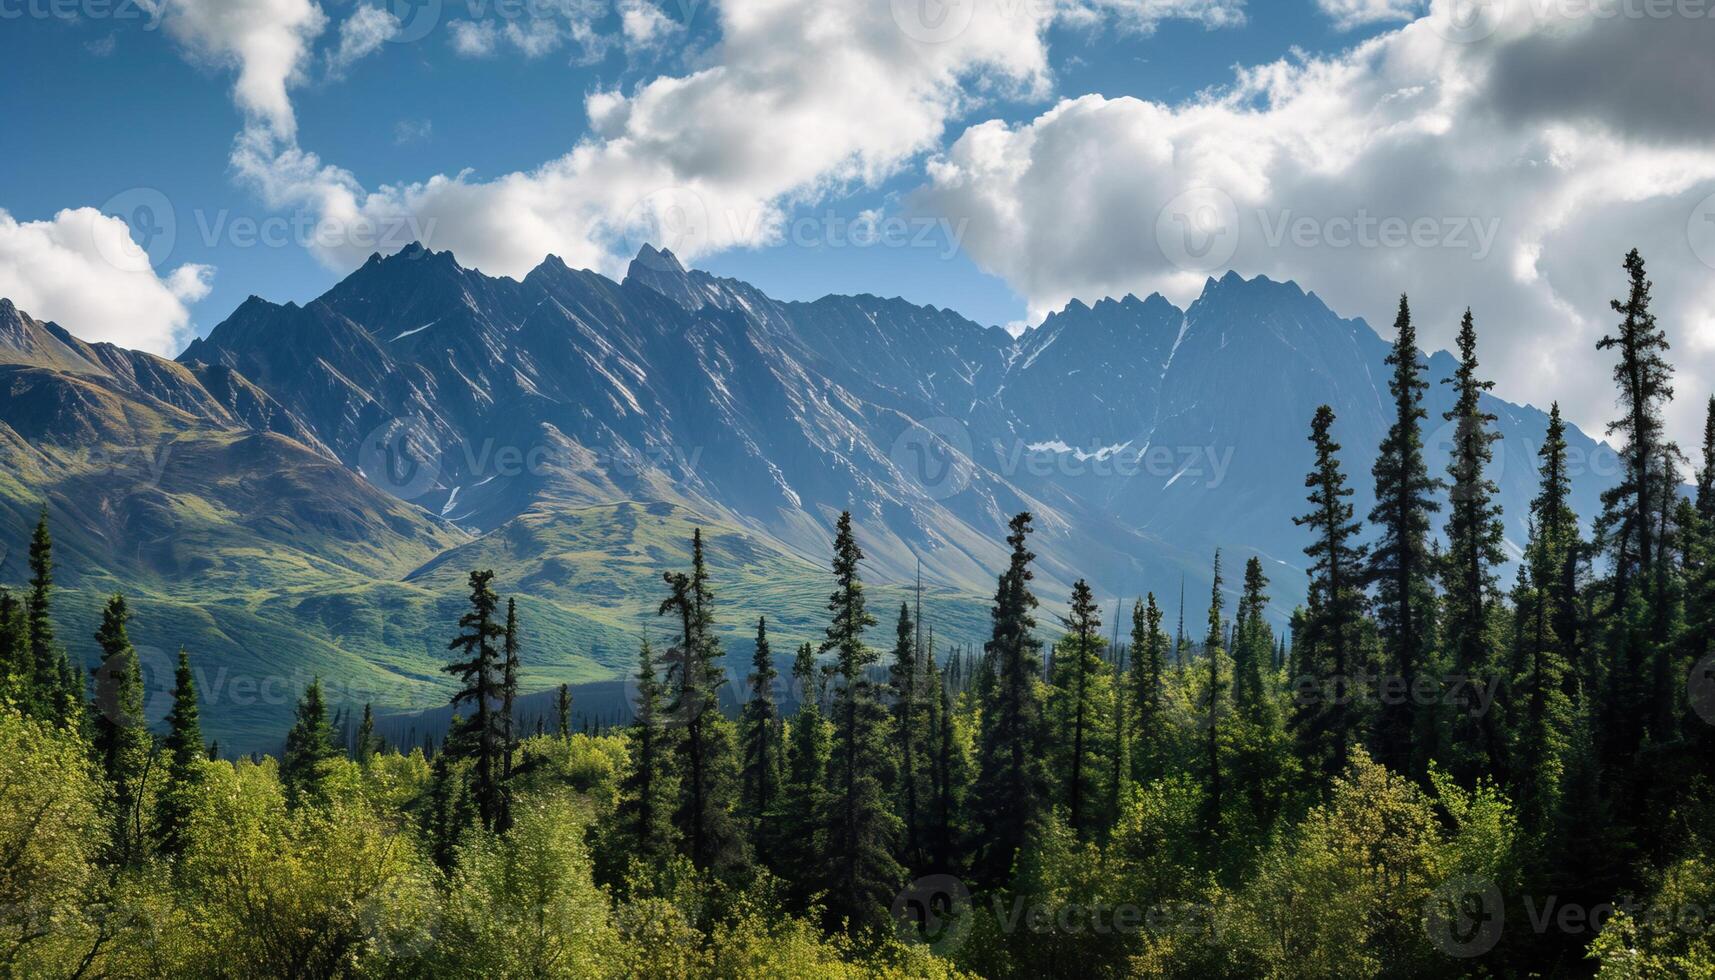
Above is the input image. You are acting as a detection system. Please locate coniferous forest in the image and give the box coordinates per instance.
[4,250,1715,978]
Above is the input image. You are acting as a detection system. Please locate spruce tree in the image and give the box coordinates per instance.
[928,649,967,872]
[1233,557,1276,726]
[739,616,781,859]
[354,703,379,764]
[501,598,519,779]
[887,602,925,871]
[90,594,151,863]
[618,638,675,868]
[819,511,901,930]
[1293,406,1371,780]
[1201,552,1228,847]
[1697,396,1715,525]
[658,531,744,871]
[26,509,76,725]
[1441,310,1507,782]
[1368,295,1441,778]
[971,512,1048,886]
[281,678,338,805]
[1130,594,1168,782]
[157,648,204,857]
[781,642,830,905]
[1594,250,1677,767]
[444,570,506,830]
[1049,579,1105,839]
[556,683,571,739]
[1597,249,1675,601]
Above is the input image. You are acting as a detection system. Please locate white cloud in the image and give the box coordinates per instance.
[1063,0,1247,33]
[619,0,680,50]
[446,0,613,62]
[151,0,328,138]
[448,20,500,57]
[236,0,1060,278]
[1315,0,1423,30]
[326,4,399,77]
[921,2,1715,447]
[0,208,213,355]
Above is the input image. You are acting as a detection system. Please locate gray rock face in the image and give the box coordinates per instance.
[167,245,1618,617]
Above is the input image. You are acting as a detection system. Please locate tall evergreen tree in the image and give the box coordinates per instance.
[618,638,676,868]
[1293,406,1371,780]
[1233,557,1276,726]
[26,509,76,725]
[1441,310,1507,781]
[658,531,744,871]
[780,642,830,905]
[281,678,338,805]
[444,570,506,830]
[1697,396,1715,525]
[971,512,1049,886]
[1201,553,1228,847]
[819,511,901,930]
[156,647,204,858]
[1593,251,1677,769]
[739,616,781,858]
[1048,580,1105,839]
[1368,295,1441,778]
[925,647,964,872]
[501,599,519,773]
[887,601,925,870]
[1597,249,1675,602]
[556,683,571,739]
[1130,594,1168,782]
[90,594,151,863]
[354,703,379,764]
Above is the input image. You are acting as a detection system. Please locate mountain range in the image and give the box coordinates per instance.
[0,244,1619,749]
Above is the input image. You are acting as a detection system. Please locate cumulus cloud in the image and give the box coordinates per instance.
[326,4,400,77]
[151,0,328,138]
[0,208,213,355]
[1315,0,1423,30]
[619,0,681,51]
[235,0,1060,278]
[921,1,1715,447]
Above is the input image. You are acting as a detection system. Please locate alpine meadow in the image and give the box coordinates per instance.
[5,1,1715,978]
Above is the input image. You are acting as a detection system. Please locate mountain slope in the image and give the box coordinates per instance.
[0,250,1623,749]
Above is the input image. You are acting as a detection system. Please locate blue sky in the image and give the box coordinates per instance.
[2,0,1713,447]
[0,1,1393,333]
